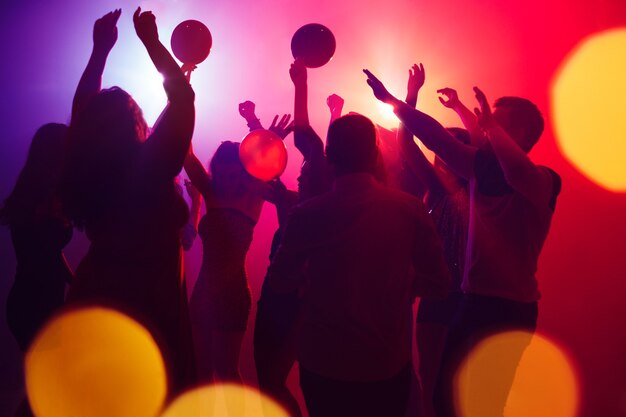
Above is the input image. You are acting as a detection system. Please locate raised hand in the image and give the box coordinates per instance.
[473,86,497,129]
[238,101,257,120]
[437,87,460,109]
[289,59,307,87]
[327,94,344,118]
[93,9,121,54]
[73,9,121,121]
[363,69,394,104]
[181,63,197,82]
[133,7,159,45]
[406,63,425,104]
[268,114,294,139]
[291,58,309,127]
[267,178,288,196]
[437,87,483,145]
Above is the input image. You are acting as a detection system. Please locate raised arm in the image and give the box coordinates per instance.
[183,143,212,198]
[250,178,298,229]
[238,100,293,138]
[186,179,202,226]
[437,87,484,146]
[364,68,476,180]
[268,114,294,139]
[290,59,324,160]
[473,87,554,207]
[134,8,187,82]
[134,7,195,180]
[396,64,444,201]
[326,94,344,125]
[291,59,309,128]
[71,9,121,122]
[181,179,202,250]
[238,101,264,131]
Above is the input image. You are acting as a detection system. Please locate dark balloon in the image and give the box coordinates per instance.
[239,130,288,181]
[291,23,336,68]
[171,20,212,65]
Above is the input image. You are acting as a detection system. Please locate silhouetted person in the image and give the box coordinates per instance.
[365,69,561,417]
[61,8,196,394]
[184,140,264,385]
[267,113,450,417]
[254,61,333,417]
[2,123,72,352]
[255,60,329,417]
[253,189,300,417]
[183,98,292,389]
[2,123,72,417]
[394,65,471,417]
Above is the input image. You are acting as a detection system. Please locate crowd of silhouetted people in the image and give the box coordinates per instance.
[2,8,561,417]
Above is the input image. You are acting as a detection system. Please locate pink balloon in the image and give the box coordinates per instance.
[171,20,212,65]
[291,23,336,68]
[239,130,288,181]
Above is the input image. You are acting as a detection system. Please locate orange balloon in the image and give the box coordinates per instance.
[239,129,288,181]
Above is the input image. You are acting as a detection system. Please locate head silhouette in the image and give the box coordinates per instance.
[61,87,148,228]
[1,123,68,225]
[326,114,378,176]
[75,87,148,146]
[209,141,248,197]
[493,97,544,153]
[210,141,242,177]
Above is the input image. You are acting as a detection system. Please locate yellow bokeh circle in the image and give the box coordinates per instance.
[552,28,626,192]
[455,331,579,417]
[160,383,289,417]
[25,306,167,417]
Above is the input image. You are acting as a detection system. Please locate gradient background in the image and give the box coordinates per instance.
[1,0,625,416]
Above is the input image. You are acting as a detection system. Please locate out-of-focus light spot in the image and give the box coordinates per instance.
[160,383,289,417]
[114,65,167,127]
[377,101,397,125]
[552,28,626,192]
[105,35,168,127]
[25,307,167,417]
[455,331,579,417]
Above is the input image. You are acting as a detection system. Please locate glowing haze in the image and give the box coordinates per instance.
[1,1,626,416]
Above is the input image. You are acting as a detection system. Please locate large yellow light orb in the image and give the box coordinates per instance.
[160,383,289,417]
[552,28,626,192]
[25,307,167,417]
[455,331,579,417]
